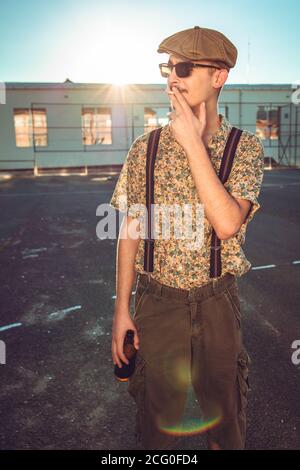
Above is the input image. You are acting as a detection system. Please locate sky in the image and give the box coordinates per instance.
[1,0,299,85]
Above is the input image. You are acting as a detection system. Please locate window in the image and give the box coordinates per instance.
[256,106,279,140]
[144,106,170,133]
[14,108,48,147]
[81,107,112,145]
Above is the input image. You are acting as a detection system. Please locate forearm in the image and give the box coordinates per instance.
[185,139,241,239]
[115,215,140,310]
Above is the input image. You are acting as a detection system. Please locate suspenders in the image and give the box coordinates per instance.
[143,125,243,278]
[143,126,163,272]
[209,127,243,277]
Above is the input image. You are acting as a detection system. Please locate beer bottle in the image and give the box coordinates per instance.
[114,329,138,381]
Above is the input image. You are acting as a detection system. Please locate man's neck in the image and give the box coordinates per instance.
[192,100,221,148]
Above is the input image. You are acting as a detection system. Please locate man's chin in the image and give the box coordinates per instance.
[191,101,205,108]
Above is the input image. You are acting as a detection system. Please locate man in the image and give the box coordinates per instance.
[110,26,265,450]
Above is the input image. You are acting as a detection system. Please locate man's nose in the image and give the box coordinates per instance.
[167,75,181,92]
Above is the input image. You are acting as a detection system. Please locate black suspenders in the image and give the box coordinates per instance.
[209,127,243,277]
[143,126,163,272]
[143,126,243,277]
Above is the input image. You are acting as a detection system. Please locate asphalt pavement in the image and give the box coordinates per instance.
[0,169,299,450]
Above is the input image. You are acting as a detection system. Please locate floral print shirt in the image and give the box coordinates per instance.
[109,114,265,289]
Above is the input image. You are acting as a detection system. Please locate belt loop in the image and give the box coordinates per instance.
[212,277,218,294]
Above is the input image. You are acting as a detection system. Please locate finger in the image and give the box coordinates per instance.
[169,90,179,111]
[170,91,182,113]
[112,339,119,367]
[172,87,189,113]
[133,330,139,349]
[133,329,140,349]
[112,340,122,368]
[169,94,177,112]
[114,348,123,369]
[173,87,186,111]
[112,337,127,368]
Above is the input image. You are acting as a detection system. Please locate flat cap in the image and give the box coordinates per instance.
[157,26,237,69]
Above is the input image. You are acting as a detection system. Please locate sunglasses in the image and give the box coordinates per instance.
[159,61,221,78]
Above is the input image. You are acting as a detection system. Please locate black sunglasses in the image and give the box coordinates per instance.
[159,61,221,78]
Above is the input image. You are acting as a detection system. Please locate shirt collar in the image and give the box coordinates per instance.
[205,113,232,150]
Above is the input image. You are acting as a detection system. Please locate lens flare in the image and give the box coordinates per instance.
[158,414,223,437]
[154,355,223,438]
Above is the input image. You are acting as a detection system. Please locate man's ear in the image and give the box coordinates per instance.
[215,69,228,88]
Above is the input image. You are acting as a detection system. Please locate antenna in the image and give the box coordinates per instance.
[246,35,251,84]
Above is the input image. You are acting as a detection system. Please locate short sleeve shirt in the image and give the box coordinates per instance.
[109,114,265,289]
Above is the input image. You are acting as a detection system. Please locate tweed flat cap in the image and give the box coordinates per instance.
[157,26,237,69]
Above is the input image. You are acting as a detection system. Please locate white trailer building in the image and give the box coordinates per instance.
[0,80,299,173]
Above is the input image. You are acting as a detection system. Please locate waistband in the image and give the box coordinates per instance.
[136,272,236,304]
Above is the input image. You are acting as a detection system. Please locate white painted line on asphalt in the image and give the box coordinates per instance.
[48,305,82,318]
[0,306,83,334]
[22,247,48,259]
[262,182,300,187]
[0,322,22,332]
[252,264,276,270]
[252,260,300,270]
[22,248,48,254]
[263,319,281,337]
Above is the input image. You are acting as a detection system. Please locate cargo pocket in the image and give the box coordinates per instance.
[225,283,242,330]
[237,349,251,409]
[236,349,251,446]
[127,352,146,446]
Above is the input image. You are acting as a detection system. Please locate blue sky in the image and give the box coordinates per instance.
[1,0,299,85]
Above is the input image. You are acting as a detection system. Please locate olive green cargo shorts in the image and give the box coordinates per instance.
[128,272,251,450]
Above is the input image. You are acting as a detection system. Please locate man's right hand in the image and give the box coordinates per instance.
[111,308,140,369]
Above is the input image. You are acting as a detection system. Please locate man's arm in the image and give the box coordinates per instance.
[115,214,141,310]
[185,139,244,240]
[111,214,141,369]
[109,135,145,368]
